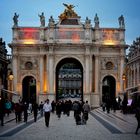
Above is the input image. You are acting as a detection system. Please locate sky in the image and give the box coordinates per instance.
[0,0,140,54]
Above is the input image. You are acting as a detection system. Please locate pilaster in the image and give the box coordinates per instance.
[39,55,44,92]
[95,54,99,94]
[12,55,18,92]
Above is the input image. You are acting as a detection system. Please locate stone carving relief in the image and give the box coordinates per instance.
[100,57,118,70]
[20,57,38,70]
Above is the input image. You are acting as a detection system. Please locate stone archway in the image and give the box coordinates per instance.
[22,76,36,103]
[56,58,83,101]
[102,75,116,103]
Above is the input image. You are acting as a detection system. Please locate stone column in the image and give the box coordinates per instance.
[12,55,18,92]
[120,56,124,92]
[134,65,136,86]
[85,55,90,94]
[138,65,140,84]
[39,56,44,92]
[131,67,133,87]
[95,55,99,94]
[48,54,54,94]
[128,70,130,87]
[92,54,100,107]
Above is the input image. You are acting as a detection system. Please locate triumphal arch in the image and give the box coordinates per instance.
[9,4,127,107]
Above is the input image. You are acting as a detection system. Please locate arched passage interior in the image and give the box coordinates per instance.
[102,75,116,103]
[56,58,83,101]
[22,76,36,103]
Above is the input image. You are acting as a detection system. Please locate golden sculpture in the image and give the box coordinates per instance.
[63,3,75,10]
[59,3,78,20]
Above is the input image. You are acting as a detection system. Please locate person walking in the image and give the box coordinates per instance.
[82,100,90,124]
[32,102,38,122]
[0,97,5,126]
[43,99,52,127]
[135,106,140,134]
[56,101,62,119]
[122,94,128,114]
[51,100,56,113]
[39,101,44,117]
[23,102,28,123]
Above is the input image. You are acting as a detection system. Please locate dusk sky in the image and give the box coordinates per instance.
[0,0,140,54]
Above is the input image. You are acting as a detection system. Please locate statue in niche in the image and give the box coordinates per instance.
[13,12,19,27]
[118,15,125,28]
[38,12,45,27]
[94,13,99,28]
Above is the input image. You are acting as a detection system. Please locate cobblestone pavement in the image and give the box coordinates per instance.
[0,108,140,140]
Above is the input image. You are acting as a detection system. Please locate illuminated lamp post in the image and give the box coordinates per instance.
[8,72,14,99]
[122,73,126,91]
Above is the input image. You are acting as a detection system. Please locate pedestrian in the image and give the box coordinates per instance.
[28,102,32,114]
[51,100,56,113]
[56,101,62,119]
[5,99,12,116]
[82,100,90,124]
[43,99,52,127]
[122,94,128,114]
[0,97,5,126]
[105,96,111,113]
[72,101,80,119]
[135,106,140,134]
[14,103,21,123]
[118,96,122,109]
[101,102,106,111]
[32,102,38,122]
[39,101,44,117]
[23,102,28,123]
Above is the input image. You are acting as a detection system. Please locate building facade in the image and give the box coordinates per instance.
[126,37,140,97]
[9,4,127,107]
[0,38,9,95]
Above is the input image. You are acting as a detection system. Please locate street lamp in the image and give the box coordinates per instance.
[122,73,126,91]
[8,72,14,91]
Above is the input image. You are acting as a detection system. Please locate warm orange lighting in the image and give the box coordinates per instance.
[122,74,126,81]
[103,40,116,45]
[9,74,14,81]
[18,28,39,40]
[23,40,36,44]
[72,33,80,43]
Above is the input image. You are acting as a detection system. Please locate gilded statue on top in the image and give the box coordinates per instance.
[63,3,75,10]
[59,3,78,20]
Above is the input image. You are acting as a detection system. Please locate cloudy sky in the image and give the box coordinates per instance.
[0,0,140,54]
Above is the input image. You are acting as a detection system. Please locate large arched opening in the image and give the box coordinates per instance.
[102,75,116,104]
[56,58,83,101]
[22,76,36,103]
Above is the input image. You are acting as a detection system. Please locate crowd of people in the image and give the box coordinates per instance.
[101,95,130,114]
[0,95,140,135]
[44,99,90,126]
[101,94,140,135]
[0,97,91,127]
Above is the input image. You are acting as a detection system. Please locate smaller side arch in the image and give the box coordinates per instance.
[101,75,116,107]
[22,75,36,103]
